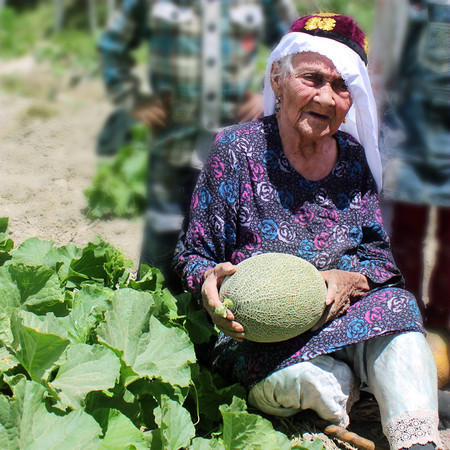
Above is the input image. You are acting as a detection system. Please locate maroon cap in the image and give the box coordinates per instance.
[289,13,369,65]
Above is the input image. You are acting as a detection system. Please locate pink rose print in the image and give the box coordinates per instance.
[214,131,224,142]
[372,290,390,303]
[240,183,254,202]
[314,231,330,250]
[347,301,362,314]
[375,207,383,224]
[231,251,246,265]
[360,194,370,214]
[186,275,197,289]
[365,306,385,324]
[191,193,199,210]
[249,160,264,181]
[295,206,314,225]
[374,267,391,280]
[244,230,262,251]
[191,222,205,243]
[209,156,225,178]
[322,209,338,227]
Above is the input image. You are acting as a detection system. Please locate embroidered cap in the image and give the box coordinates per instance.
[289,13,369,65]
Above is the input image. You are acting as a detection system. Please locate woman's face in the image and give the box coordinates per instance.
[271,52,352,141]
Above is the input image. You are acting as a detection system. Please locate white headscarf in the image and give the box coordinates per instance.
[263,32,382,192]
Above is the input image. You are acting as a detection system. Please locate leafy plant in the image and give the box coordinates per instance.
[84,123,148,219]
[0,218,327,449]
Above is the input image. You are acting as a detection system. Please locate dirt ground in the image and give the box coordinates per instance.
[1,56,449,449]
[0,56,144,270]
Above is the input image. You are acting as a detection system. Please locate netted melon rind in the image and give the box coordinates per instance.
[219,253,327,343]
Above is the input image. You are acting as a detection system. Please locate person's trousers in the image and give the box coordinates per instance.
[140,145,201,293]
[248,332,442,449]
[389,203,450,329]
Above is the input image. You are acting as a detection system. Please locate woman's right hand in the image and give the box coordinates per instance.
[201,262,245,342]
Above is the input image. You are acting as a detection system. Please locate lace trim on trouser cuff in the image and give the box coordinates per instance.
[384,409,443,450]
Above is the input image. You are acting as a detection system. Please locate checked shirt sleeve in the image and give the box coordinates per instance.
[261,0,298,47]
[97,0,149,110]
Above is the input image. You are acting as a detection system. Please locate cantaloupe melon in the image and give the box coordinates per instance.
[218,253,327,343]
[426,329,450,389]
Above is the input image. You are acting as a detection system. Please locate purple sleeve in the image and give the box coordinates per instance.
[174,132,240,297]
[355,189,403,287]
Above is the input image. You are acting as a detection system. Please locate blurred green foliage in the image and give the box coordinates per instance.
[0,1,104,72]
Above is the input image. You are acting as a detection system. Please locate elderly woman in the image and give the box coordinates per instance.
[174,14,442,450]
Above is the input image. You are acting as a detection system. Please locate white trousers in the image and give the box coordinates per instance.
[248,332,443,450]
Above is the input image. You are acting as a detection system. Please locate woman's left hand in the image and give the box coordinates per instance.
[311,270,371,331]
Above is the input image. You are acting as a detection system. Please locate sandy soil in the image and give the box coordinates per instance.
[1,56,448,449]
[0,56,144,270]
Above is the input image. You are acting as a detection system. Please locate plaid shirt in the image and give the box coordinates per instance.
[98,0,297,165]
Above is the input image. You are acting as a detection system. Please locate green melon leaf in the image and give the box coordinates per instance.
[96,289,155,365]
[31,407,102,449]
[154,394,196,450]
[186,367,246,431]
[0,266,21,311]
[18,310,68,340]
[176,292,216,344]
[60,285,113,344]
[0,377,102,448]
[0,347,18,373]
[10,237,54,266]
[0,378,48,448]
[10,315,70,382]
[189,437,225,449]
[0,310,13,346]
[96,408,147,449]
[50,344,121,410]
[220,397,292,450]
[133,316,196,388]
[0,263,65,315]
[43,244,83,280]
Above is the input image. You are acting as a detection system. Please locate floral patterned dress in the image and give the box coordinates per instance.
[174,114,424,390]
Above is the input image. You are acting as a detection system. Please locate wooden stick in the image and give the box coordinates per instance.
[324,425,377,450]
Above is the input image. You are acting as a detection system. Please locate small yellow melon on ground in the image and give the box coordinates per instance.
[218,253,327,343]
[426,328,450,389]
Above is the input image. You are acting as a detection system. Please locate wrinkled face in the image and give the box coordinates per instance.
[271,52,352,140]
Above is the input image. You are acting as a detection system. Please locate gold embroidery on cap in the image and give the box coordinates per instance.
[363,36,369,55]
[315,13,339,17]
[305,17,336,31]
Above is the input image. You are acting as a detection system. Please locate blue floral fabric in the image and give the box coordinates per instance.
[174,114,424,390]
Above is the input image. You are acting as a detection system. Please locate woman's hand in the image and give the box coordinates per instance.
[201,263,245,342]
[311,270,371,331]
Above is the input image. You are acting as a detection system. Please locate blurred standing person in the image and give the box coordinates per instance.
[97,0,298,292]
[370,0,450,331]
